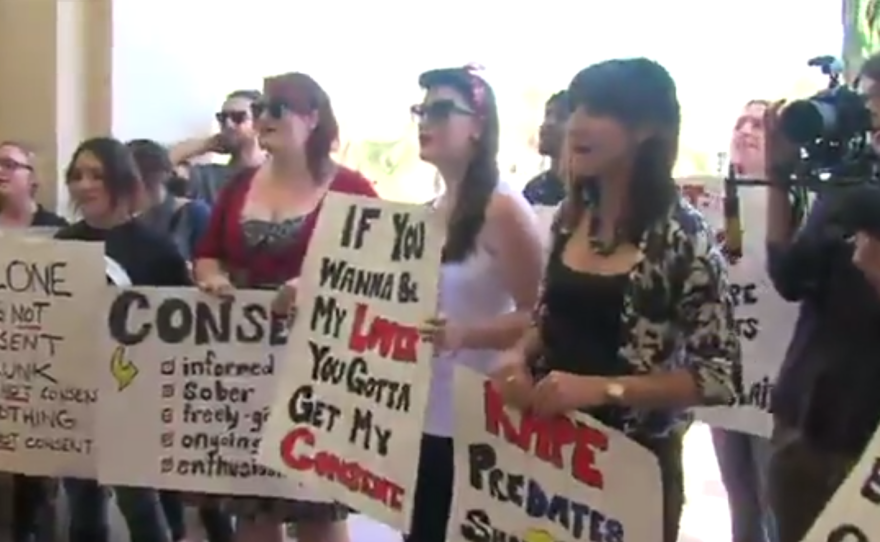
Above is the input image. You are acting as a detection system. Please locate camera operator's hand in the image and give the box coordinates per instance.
[764,100,800,184]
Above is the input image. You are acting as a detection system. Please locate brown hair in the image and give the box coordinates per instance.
[0,140,38,196]
[263,72,338,182]
[559,58,679,238]
[418,67,500,263]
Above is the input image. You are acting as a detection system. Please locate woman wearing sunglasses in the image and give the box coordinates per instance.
[193,72,377,542]
[410,66,544,542]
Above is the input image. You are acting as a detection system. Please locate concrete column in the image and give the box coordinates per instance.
[0,0,111,215]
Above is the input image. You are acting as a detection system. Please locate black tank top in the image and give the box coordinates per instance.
[536,230,631,428]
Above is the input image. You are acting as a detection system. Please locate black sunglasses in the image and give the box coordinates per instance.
[0,158,33,172]
[411,100,475,123]
[251,99,303,120]
[215,110,249,125]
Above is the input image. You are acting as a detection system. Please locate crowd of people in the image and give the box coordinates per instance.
[1,54,880,542]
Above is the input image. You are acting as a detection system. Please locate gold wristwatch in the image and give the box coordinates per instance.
[605,380,626,404]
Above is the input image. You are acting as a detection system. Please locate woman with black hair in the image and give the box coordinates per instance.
[410,66,544,542]
[55,137,190,542]
[492,58,742,542]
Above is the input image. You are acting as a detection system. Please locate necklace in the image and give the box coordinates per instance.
[582,181,625,256]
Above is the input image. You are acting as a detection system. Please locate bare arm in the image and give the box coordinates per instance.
[459,193,544,351]
[168,137,211,166]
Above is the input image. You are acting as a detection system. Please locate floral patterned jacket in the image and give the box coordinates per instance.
[538,196,743,437]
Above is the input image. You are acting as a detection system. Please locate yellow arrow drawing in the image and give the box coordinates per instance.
[523,529,556,542]
[110,345,139,391]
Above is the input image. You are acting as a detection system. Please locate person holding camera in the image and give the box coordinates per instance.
[168,89,265,204]
[764,54,880,542]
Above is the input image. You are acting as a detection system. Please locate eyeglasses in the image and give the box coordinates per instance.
[0,158,32,172]
[251,99,301,120]
[215,110,249,125]
[411,100,475,123]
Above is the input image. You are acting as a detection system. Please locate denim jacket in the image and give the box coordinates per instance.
[539,196,743,437]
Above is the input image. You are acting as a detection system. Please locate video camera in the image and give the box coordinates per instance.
[722,56,877,259]
[777,55,875,186]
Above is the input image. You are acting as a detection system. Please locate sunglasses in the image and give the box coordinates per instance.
[251,99,304,120]
[215,110,249,125]
[411,100,475,123]
[0,158,33,172]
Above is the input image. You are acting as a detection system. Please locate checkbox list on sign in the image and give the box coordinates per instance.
[161,408,173,424]
[160,359,176,376]
[160,432,175,448]
[161,384,175,398]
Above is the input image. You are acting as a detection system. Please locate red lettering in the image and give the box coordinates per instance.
[348,303,418,363]
[279,426,404,510]
[482,381,608,489]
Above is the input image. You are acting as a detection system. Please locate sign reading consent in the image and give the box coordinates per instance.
[448,367,663,542]
[0,237,105,478]
[96,287,322,501]
[259,194,442,531]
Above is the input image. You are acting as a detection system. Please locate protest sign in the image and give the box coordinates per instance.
[800,424,880,542]
[96,287,321,500]
[681,177,797,437]
[448,366,663,542]
[0,237,105,477]
[259,194,442,531]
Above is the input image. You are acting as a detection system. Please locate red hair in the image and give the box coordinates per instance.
[263,72,338,182]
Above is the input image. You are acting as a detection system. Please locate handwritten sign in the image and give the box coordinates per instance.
[800,424,880,542]
[259,194,442,531]
[96,288,321,500]
[0,238,105,477]
[448,367,663,542]
[681,177,797,437]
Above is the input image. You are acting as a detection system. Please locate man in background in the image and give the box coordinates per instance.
[523,90,569,205]
[168,89,264,204]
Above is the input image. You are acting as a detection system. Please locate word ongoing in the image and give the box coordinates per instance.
[0,260,71,298]
[108,291,289,347]
[308,341,411,411]
[178,431,261,453]
[288,385,392,456]
[483,382,608,489]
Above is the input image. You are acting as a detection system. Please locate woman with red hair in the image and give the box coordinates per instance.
[193,72,377,542]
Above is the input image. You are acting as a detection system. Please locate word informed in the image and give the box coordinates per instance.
[260,194,441,532]
[0,238,106,478]
[802,424,880,542]
[682,180,796,438]
[97,288,319,501]
[447,367,663,542]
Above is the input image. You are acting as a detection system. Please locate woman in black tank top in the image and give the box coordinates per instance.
[493,59,742,542]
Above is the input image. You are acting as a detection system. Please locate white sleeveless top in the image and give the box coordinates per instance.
[425,182,535,436]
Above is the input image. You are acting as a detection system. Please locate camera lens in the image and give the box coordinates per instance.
[780,99,838,144]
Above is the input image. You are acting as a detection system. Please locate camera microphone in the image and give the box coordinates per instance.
[723,164,744,261]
